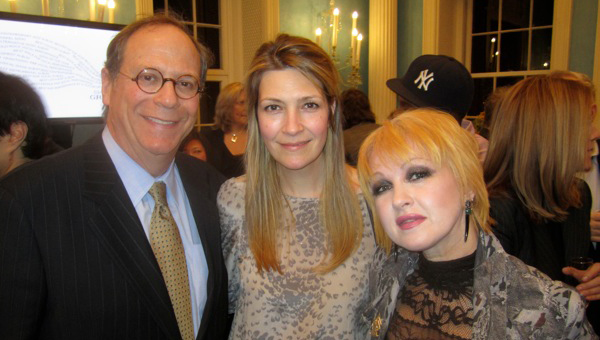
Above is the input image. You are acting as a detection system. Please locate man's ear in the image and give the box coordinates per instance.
[101,67,112,106]
[7,121,28,152]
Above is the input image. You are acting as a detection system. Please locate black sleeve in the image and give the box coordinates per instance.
[489,196,522,256]
[0,187,45,339]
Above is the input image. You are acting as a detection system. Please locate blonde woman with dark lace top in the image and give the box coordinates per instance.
[356,109,597,339]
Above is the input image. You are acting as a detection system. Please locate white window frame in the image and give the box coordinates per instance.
[137,0,243,126]
[463,0,571,87]
[422,0,571,79]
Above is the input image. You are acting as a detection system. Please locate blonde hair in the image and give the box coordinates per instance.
[484,75,594,222]
[244,34,363,273]
[548,70,596,98]
[213,82,244,132]
[357,109,490,254]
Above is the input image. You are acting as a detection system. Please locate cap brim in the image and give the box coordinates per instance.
[386,78,430,108]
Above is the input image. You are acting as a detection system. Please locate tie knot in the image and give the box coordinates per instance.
[149,181,168,206]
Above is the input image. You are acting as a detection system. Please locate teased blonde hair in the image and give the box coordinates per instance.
[484,75,594,222]
[357,109,490,254]
[244,34,363,273]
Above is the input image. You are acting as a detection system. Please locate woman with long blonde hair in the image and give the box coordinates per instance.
[484,74,600,305]
[218,34,376,339]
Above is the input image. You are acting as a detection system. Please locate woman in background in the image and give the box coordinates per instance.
[356,109,596,339]
[0,71,48,177]
[202,82,247,178]
[180,130,208,162]
[484,74,600,332]
[219,34,376,339]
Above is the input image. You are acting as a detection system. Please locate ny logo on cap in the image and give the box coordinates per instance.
[414,69,434,91]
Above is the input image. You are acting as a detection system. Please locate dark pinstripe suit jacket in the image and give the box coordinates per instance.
[0,134,228,340]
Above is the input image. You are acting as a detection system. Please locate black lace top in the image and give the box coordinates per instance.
[386,251,476,340]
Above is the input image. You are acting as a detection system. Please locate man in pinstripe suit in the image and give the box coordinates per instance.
[0,14,228,340]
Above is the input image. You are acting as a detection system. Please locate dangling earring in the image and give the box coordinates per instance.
[464,200,472,242]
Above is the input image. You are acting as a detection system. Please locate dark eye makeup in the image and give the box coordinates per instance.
[371,180,392,197]
[406,166,433,182]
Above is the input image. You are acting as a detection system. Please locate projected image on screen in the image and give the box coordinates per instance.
[0,17,119,120]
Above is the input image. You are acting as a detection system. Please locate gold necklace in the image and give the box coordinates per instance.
[231,133,238,143]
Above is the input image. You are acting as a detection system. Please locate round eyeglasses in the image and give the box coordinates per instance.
[119,68,203,99]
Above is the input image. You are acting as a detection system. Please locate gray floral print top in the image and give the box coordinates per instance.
[357,231,598,340]
[219,177,376,339]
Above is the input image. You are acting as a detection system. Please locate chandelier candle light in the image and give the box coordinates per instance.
[315,27,322,45]
[97,0,106,21]
[314,2,364,87]
[41,0,49,15]
[108,0,115,23]
[9,0,17,12]
[331,8,339,57]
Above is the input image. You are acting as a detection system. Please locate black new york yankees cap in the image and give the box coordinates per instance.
[386,54,474,119]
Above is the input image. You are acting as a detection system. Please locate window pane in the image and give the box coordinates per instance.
[168,0,193,21]
[502,0,530,30]
[531,28,552,70]
[533,0,553,26]
[200,81,220,124]
[198,26,221,69]
[469,78,493,117]
[473,0,499,33]
[500,31,528,71]
[496,76,523,88]
[471,34,499,73]
[197,0,219,25]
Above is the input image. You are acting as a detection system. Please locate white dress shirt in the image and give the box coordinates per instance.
[102,127,208,335]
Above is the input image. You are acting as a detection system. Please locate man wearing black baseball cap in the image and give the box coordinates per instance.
[386,54,488,162]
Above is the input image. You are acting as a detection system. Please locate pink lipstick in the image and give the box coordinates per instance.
[395,214,425,230]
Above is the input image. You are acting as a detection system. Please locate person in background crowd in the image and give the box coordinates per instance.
[484,74,600,333]
[341,88,379,166]
[0,14,228,340]
[386,54,488,162]
[552,70,600,333]
[0,71,48,177]
[181,130,209,162]
[480,85,509,140]
[357,109,597,339]
[219,34,376,339]
[202,82,247,178]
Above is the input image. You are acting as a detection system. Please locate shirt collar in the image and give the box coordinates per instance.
[102,127,178,206]
[461,119,475,133]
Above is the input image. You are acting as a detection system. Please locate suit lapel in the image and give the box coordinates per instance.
[176,155,217,340]
[82,134,181,340]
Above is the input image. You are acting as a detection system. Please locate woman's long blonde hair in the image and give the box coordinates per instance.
[357,109,490,254]
[244,34,363,273]
[484,74,594,222]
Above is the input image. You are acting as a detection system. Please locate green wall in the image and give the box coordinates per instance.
[569,0,598,77]
[397,0,423,78]
[280,0,369,93]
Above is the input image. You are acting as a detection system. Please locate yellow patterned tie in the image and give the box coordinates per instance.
[148,181,194,340]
